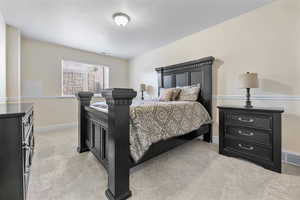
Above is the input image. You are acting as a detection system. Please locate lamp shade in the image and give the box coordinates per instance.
[239,72,259,89]
[140,84,146,91]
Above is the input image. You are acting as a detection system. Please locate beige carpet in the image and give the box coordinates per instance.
[28,128,300,200]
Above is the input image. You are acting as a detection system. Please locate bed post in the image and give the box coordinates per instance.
[203,126,212,143]
[75,91,94,153]
[101,88,137,200]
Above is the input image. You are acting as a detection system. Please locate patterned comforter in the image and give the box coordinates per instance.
[91,101,211,162]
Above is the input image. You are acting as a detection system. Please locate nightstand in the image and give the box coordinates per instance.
[218,106,284,173]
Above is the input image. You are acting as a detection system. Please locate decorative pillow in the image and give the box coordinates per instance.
[159,88,174,101]
[171,88,181,100]
[178,86,200,101]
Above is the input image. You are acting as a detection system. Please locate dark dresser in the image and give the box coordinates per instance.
[218,106,284,173]
[0,103,34,200]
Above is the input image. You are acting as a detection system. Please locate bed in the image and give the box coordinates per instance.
[76,56,215,200]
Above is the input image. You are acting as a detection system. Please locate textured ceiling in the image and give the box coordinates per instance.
[0,0,273,59]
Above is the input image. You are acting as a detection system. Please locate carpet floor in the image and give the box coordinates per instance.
[28,128,300,200]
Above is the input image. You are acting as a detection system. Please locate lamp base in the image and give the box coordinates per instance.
[244,104,253,108]
[245,88,253,108]
[141,91,144,101]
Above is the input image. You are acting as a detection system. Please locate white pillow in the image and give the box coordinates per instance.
[177,84,200,101]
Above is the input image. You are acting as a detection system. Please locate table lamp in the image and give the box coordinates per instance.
[140,84,146,100]
[239,72,259,108]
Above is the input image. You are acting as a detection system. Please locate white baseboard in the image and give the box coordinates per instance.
[211,136,300,167]
[212,136,219,145]
[282,151,300,167]
[35,123,77,133]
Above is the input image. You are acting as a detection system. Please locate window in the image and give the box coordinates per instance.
[62,60,109,96]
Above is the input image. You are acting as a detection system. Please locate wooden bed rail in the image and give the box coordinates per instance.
[75,91,94,153]
[76,88,137,200]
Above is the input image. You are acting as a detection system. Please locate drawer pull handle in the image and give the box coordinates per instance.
[238,117,254,123]
[238,130,254,137]
[238,144,254,151]
[23,146,31,150]
[22,142,29,147]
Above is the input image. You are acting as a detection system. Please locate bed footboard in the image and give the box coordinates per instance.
[76,89,137,200]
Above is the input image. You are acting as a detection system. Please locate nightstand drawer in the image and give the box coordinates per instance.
[226,112,272,130]
[225,126,271,146]
[224,138,272,161]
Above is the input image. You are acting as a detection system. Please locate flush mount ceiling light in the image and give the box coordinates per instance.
[113,12,130,27]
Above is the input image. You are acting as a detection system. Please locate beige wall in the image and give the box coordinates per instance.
[19,38,129,127]
[0,12,6,102]
[6,25,21,100]
[129,0,300,153]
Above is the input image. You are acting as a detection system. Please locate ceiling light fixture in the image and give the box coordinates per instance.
[113,12,130,27]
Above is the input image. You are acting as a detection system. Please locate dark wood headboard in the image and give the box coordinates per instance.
[155,56,215,115]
